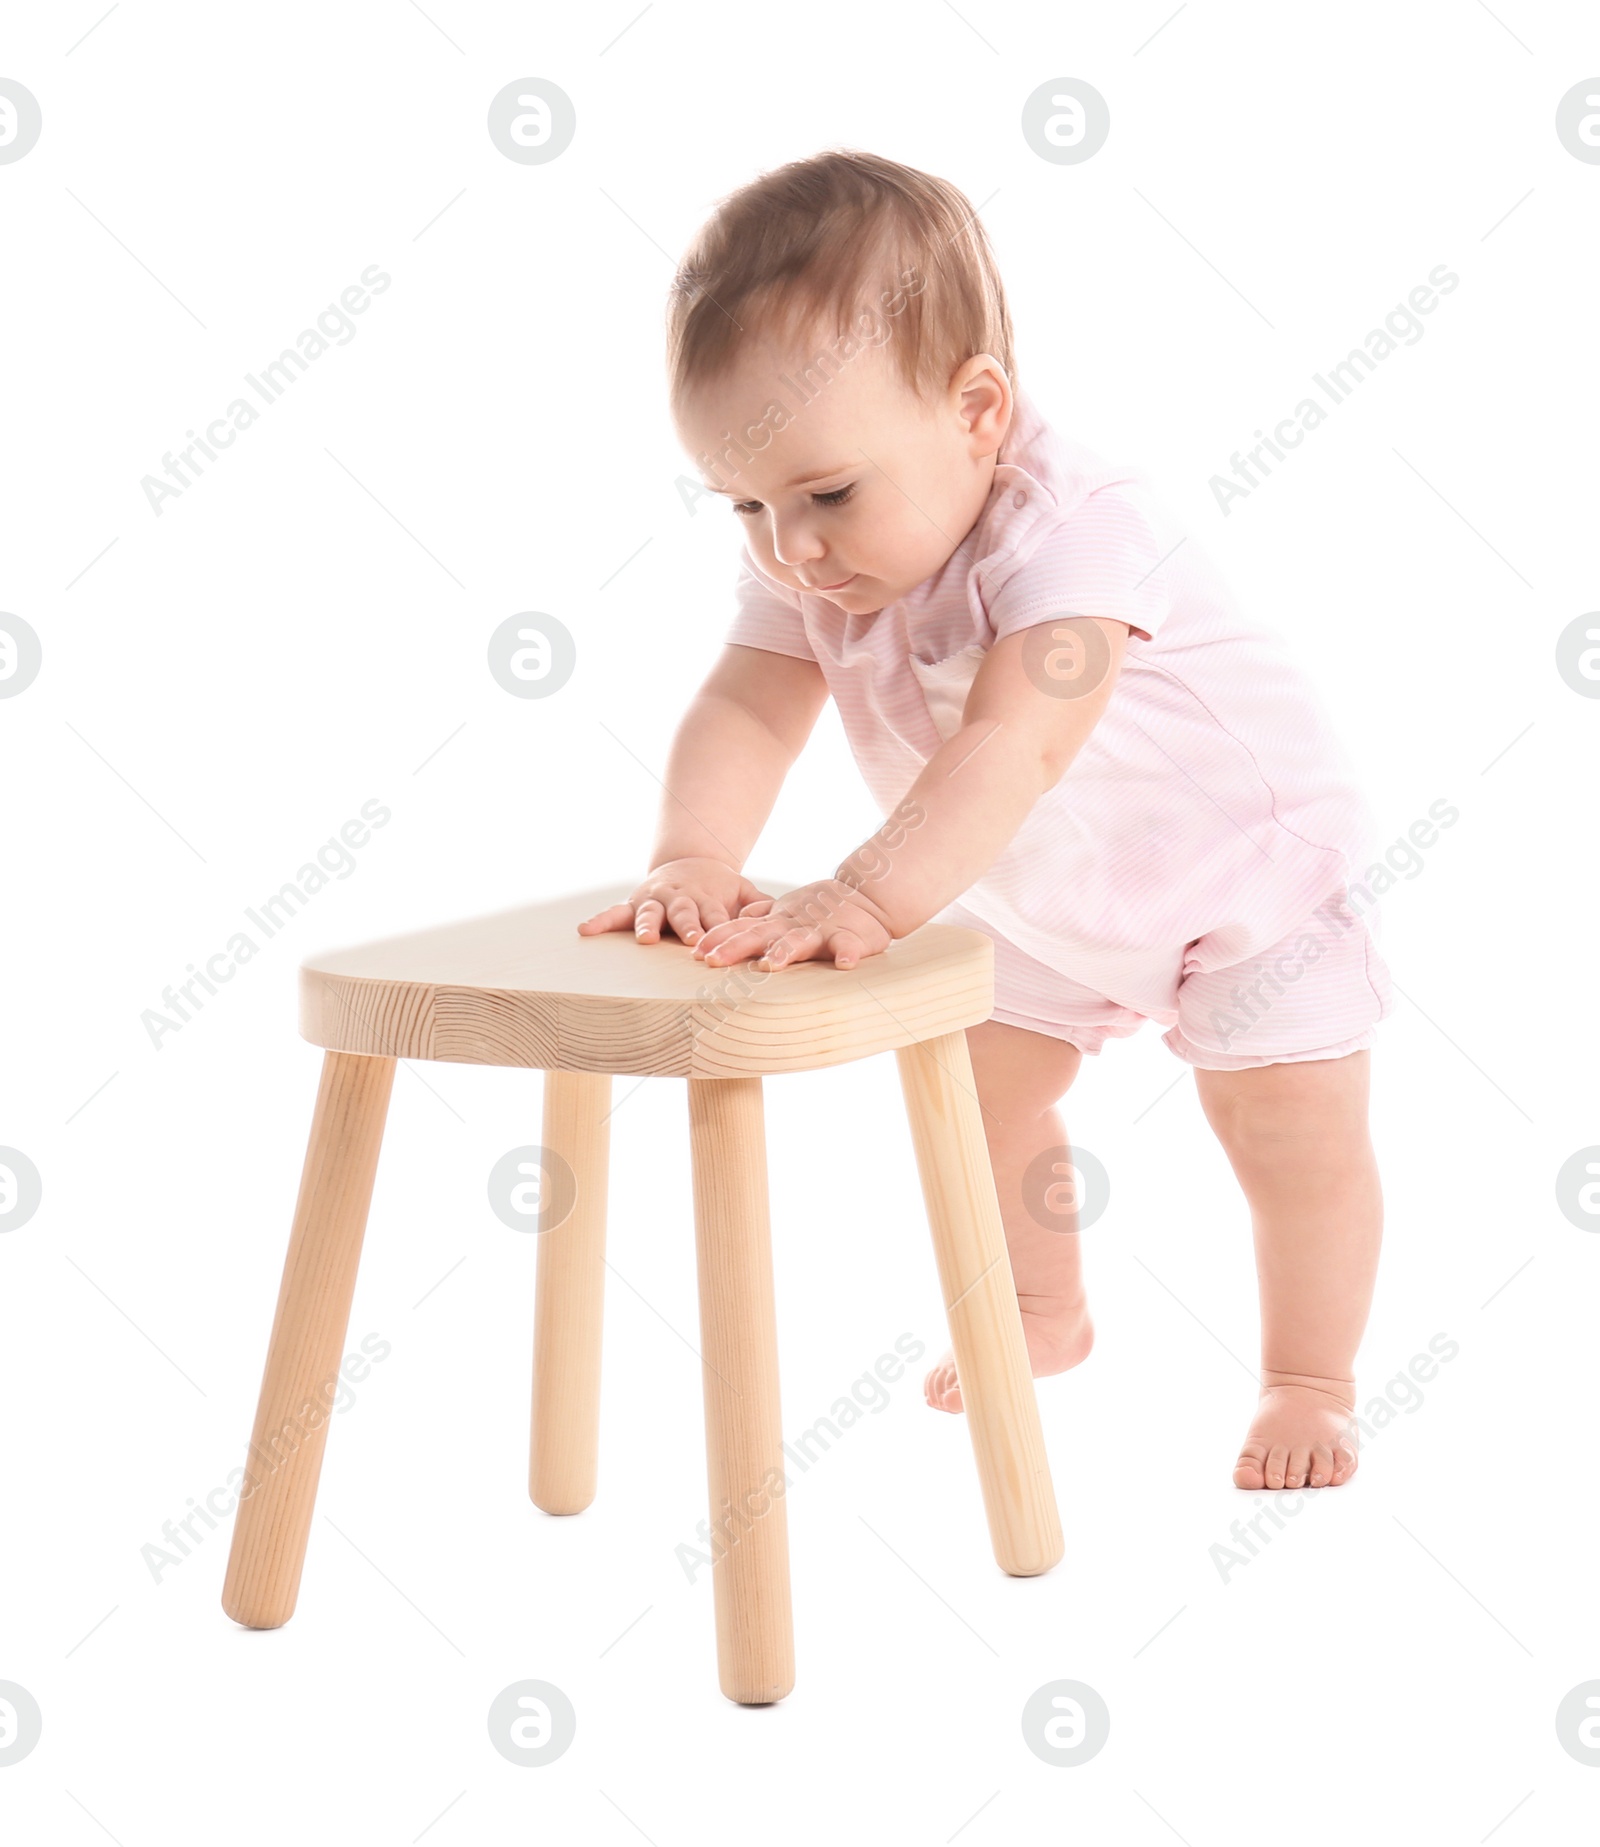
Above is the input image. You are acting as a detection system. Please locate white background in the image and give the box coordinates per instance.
[2,0,1597,1837]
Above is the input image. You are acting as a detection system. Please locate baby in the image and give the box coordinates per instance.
[579,149,1394,1494]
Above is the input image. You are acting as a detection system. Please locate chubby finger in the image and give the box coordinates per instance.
[633,898,666,942]
[823,928,869,970]
[663,897,706,944]
[576,903,635,935]
[755,927,822,970]
[691,916,745,954]
[697,924,780,966]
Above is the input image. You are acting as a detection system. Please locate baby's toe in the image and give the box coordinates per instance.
[1284,1443,1313,1490]
[1263,1444,1290,1490]
[1233,1443,1268,1491]
[1308,1442,1335,1487]
[923,1359,964,1415]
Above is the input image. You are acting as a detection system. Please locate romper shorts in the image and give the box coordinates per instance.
[939,886,1396,1071]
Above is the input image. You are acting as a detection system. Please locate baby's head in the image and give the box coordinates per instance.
[667,150,1016,612]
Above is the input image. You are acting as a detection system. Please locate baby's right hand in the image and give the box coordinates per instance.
[575,857,773,947]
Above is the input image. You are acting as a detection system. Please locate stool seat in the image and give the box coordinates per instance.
[225,881,1063,1704]
[299,879,995,1077]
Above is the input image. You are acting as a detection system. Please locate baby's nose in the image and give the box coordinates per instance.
[769,518,824,568]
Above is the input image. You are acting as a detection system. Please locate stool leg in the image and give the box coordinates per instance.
[687,1075,795,1705]
[530,1070,612,1514]
[222,1049,394,1628]
[896,1031,1064,1577]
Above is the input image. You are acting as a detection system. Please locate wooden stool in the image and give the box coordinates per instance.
[220,881,1063,1703]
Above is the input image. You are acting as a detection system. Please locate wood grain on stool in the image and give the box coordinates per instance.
[222,1049,394,1628]
[530,1070,612,1514]
[223,882,1063,1699]
[896,1031,1064,1578]
[688,1076,794,1705]
[298,880,993,1077]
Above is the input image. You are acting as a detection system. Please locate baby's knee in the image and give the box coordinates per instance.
[967,1020,1083,1132]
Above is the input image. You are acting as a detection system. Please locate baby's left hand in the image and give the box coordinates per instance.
[690,878,893,971]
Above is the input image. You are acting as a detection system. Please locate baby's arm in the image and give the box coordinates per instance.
[840,616,1130,935]
[653,643,827,866]
[578,643,829,943]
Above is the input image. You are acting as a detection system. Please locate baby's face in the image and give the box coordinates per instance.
[677,332,1006,613]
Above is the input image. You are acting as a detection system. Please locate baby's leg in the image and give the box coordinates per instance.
[924,1019,1096,1414]
[1194,1048,1380,1489]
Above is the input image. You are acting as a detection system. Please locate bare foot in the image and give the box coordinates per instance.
[924,1296,1094,1414]
[1233,1372,1359,1490]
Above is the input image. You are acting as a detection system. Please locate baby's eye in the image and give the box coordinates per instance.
[730,484,856,517]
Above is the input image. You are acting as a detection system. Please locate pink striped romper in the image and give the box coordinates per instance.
[723,386,1396,1069]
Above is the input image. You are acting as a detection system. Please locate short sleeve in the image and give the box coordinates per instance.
[723,549,817,661]
[987,482,1171,645]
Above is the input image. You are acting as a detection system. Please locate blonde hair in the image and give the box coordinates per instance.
[665,148,1016,413]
